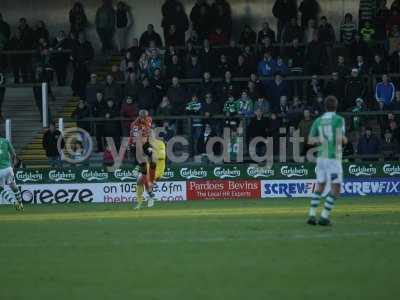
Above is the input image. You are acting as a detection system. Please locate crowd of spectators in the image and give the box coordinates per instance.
[1,0,400,161]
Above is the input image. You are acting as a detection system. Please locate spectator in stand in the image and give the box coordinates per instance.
[148,49,162,75]
[259,36,276,57]
[303,19,317,44]
[239,25,256,46]
[190,0,212,40]
[203,92,221,118]
[9,31,30,84]
[92,92,105,152]
[266,73,289,111]
[387,8,400,35]
[167,76,187,114]
[276,95,289,125]
[286,38,305,75]
[299,0,320,28]
[197,72,216,98]
[392,0,400,11]
[185,55,203,79]
[122,72,140,99]
[208,27,229,46]
[103,99,121,148]
[18,18,34,49]
[226,40,241,66]
[350,98,365,132]
[273,0,298,41]
[281,17,303,43]
[156,96,173,118]
[151,68,165,102]
[218,70,238,100]
[388,119,400,143]
[298,109,313,154]
[287,96,305,126]
[42,121,63,167]
[186,93,204,154]
[95,0,116,53]
[163,0,189,45]
[370,54,387,75]
[247,81,261,100]
[360,20,375,46]
[247,109,269,154]
[183,41,198,63]
[72,99,91,134]
[318,16,335,69]
[324,72,345,108]
[85,74,101,108]
[223,94,241,116]
[197,123,219,157]
[381,129,400,159]
[357,127,381,160]
[312,94,325,116]
[111,64,125,82]
[359,0,376,24]
[115,1,131,53]
[242,45,257,72]
[257,51,277,77]
[164,24,179,46]
[215,54,230,78]
[257,22,276,44]
[137,76,158,113]
[0,13,10,50]
[166,54,184,79]
[249,73,264,94]
[238,91,254,118]
[139,24,162,48]
[305,33,326,74]
[340,13,357,46]
[350,34,370,63]
[120,51,135,78]
[198,39,215,74]
[354,55,368,75]
[344,68,366,111]
[120,96,137,136]
[69,2,88,34]
[51,31,70,86]
[375,74,396,109]
[137,52,150,78]
[33,21,49,45]
[275,57,289,76]
[103,74,121,106]
[127,38,142,62]
[391,90,400,110]
[212,0,232,39]
[70,33,94,98]
[306,75,321,102]
[334,55,350,79]
[0,72,4,120]
[254,96,270,114]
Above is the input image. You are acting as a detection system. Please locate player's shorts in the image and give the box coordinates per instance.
[155,159,166,181]
[315,158,343,184]
[0,167,15,187]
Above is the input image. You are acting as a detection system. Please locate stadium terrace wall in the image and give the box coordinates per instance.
[2,162,399,205]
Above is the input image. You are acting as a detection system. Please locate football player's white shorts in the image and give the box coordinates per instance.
[315,158,343,184]
[0,167,15,187]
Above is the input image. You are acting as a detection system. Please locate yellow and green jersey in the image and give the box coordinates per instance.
[0,138,14,169]
[309,112,345,160]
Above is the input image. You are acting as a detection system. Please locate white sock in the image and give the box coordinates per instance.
[309,193,322,217]
[321,194,336,219]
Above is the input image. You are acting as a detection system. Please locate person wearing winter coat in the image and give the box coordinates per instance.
[95,0,116,52]
[120,96,138,136]
[72,99,91,134]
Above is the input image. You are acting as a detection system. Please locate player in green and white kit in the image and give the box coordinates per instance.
[307,96,347,226]
[0,137,23,211]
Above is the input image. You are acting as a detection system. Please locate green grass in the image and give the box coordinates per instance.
[1,197,400,300]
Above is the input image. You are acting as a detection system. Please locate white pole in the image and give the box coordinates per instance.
[58,118,64,133]
[5,119,11,142]
[41,82,48,128]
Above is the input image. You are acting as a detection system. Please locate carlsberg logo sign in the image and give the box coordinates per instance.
[383,164,400,176]
[114,169,138,181]
[180,168,207,179]
[281,165,308,178]
[247,166,274,178]
[16,171,43,183]
[161,168,175,179]
[213,167,241,179]
[81,170,109,181]
[49,170,76,182]
[348,165,377,176]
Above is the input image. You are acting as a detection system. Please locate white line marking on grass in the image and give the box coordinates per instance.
[1,231,399,248]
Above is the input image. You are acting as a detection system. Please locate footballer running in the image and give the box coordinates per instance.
[307,95,347,226]
[0,136,23,211]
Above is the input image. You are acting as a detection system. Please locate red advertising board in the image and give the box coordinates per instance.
[187,180,261,200]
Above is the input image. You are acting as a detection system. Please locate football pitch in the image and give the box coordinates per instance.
[0,197,399,300]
